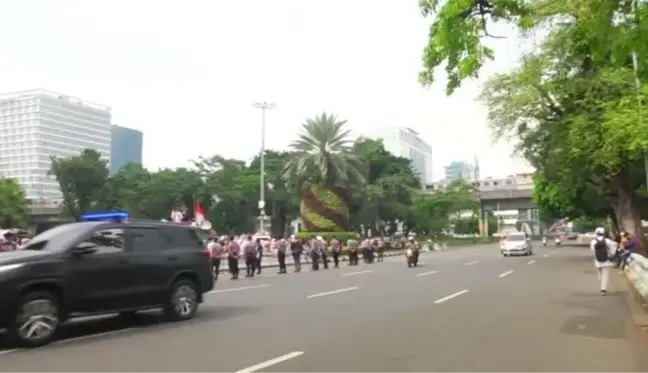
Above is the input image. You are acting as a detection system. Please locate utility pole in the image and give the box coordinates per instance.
[252,101,277,233]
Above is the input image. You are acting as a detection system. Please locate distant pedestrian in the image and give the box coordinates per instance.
[227,237,240,280]
[330,237,341,268]
[207,237,223,280]
[291,237,304,272]
[590,227,617,296]
[243,236,257,277]
[276,238,288,274]
[255,238,264,275]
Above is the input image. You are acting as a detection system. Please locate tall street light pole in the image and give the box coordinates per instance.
[253,101,277,233]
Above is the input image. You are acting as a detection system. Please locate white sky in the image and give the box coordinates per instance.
[0,0,534,180]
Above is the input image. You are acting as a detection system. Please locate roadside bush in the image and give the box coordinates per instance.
[295,231,357,242]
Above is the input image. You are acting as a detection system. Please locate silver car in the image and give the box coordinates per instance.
[501,233,533,256]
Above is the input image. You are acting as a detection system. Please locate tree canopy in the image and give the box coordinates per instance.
[39,119,483,238]
[419,0,648,247]
[0,178,29,228]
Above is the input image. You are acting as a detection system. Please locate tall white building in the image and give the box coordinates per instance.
[370,127,433,185]
[0,89,112,201]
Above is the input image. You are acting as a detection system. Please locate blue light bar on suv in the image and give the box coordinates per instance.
[79,211,129,222]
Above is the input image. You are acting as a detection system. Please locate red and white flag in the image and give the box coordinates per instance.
[193,200,206,225]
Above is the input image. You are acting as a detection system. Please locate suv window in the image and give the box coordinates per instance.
[160,226,204,248]
[127,227,170,251]
[80,228,125,254]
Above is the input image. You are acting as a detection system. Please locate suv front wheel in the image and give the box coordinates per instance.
[9,291,61,347]
[163,278,199,321]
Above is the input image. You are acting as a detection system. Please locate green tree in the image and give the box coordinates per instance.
[418,0,647,94]
[478,11,648,249]
[282,113,367,232]
[0,178,29,228]
[349,138,420,234]
[49,149,109,218]
[409,180,479,237]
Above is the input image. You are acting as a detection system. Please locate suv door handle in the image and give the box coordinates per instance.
[167,256,178,261]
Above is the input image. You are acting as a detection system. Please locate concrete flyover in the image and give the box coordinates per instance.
[1,243,647,371]
[479,187,533,210]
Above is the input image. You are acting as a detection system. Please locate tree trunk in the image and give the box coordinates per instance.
[612,172,645,253]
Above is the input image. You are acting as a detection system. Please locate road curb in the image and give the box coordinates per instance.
[620,272,648,327]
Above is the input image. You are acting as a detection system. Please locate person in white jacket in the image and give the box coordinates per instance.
[590,227,618,296]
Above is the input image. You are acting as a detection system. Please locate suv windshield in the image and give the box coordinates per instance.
[23,223,93,251]
[506,234,526,242]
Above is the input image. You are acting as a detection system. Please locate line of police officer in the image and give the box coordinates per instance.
[208,235,410,280]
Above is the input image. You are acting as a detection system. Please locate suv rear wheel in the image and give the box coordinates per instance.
[163,278,199,321]
[9,291,61,347]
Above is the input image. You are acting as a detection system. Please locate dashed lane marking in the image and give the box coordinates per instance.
[235,351,305,373]
[527,259,536,265]
[416,270,438,277]
[307,287,358,299]
[341,270,372,277]
[207,284,271,294]
[499,270,513,278]
[434,289,469,304]
[465,261,479,266]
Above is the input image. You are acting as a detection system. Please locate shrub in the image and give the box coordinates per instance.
[295,231,357,242]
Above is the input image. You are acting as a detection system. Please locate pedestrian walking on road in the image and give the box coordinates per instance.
[319,236,329,269]
[243,236,257,277]
[255,238,264,275]
[276,238,288,274]
[330,237,341,268]
[227,237,240,280]
[207,237,222,280]
[291,237,304,272]
[590,227,617,296]
[376,237,386,262]
[310,236,322,271]
[347,237,359,265]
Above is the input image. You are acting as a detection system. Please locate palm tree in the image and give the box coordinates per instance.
[282,113,366,232]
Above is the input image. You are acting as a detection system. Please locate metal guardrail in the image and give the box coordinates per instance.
[626,253,648,300]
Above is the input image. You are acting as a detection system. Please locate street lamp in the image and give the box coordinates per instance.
[253,101,277,233]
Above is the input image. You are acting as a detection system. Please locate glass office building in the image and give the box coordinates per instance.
[110,125,143,174]
[0,89,112,201]
[371,127,433,185]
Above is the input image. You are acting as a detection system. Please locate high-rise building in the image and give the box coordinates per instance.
[444,160,474,181]
[0,89,112,201]
[110,125,143,174]
[370,127,433,185]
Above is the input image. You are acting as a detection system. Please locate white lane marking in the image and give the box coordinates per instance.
[307,286,358,299]
[434,289,469,304]
[418,261,428,265]
[235,351,305,373]
[416,270,438,277]
[0,349,18,355]
[543,254,549,257]
[527,260,536,265]
[342,270,372,277]
[207,284,271,294]
[465,261,479,266]
[499,270,514,278]
[56,328,137,345]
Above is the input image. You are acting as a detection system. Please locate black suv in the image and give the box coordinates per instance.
[0,220,214,347]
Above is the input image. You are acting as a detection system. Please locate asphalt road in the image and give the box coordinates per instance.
[2,243,648,372]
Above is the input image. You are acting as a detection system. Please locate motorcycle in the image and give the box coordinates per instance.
[406,248,417,267]
[555,237,561,246]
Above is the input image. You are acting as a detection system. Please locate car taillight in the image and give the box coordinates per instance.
[204,248,212,259]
